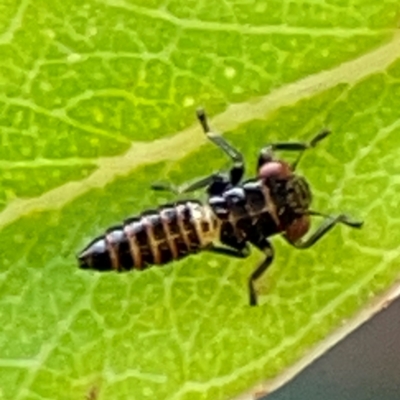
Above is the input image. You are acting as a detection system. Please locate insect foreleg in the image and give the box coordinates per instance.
[258,129,331,170]
[284,213,363,249]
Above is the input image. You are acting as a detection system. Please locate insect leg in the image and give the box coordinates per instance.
[206,242,250,258]
[248,238,274,306]
[258,129,331,170]
[284,213,363,249]
[197,108,244,185]
[151,108,245,193]
[291,129,331,170]
[151,174,219,195]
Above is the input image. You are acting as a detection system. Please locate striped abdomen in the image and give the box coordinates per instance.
[78,201,218,272]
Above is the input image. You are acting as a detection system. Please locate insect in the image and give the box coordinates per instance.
[78,108,363,306]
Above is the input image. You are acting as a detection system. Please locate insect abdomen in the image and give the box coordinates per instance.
[78,201,217,271]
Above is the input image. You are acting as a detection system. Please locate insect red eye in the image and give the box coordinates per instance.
[258,161,291,180]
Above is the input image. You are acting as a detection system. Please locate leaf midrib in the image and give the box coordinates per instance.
[0,31,399,230]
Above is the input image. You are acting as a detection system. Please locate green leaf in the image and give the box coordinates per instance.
[1,1,399,400]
